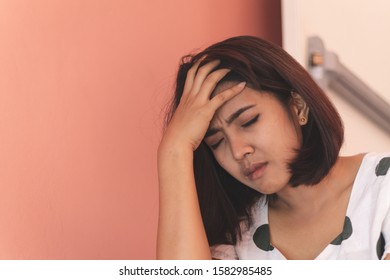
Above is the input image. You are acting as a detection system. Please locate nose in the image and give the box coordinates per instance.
[228,136,254,161]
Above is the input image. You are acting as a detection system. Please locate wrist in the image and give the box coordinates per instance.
[158,137,195,156]
[158,141,194,162]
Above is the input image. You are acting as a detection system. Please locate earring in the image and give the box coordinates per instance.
[299,117,307,125]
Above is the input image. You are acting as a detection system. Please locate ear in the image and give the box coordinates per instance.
[291,91,309,125]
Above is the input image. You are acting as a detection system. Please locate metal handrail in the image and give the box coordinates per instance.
[307,36,390,135]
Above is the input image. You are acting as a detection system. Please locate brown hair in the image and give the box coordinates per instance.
[164,36,344,246]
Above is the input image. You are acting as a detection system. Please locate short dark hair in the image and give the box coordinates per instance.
[163,36,344,246]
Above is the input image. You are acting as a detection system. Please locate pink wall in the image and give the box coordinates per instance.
[0,0,281,259]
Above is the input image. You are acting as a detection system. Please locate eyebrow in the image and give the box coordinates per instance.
[204,104,256,138]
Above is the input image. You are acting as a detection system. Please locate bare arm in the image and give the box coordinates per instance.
[157,144,210,259]
[156,59,246,259]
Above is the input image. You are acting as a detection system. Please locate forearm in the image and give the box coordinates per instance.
[156,59,245,259]
[156,144,211,259]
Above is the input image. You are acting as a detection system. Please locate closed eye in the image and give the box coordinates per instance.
[210,138,223,150]
[242,114,259,128]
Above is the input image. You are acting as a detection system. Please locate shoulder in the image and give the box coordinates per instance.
[339,152,390,202]
[352,152,390,199]
[359,152,390,178]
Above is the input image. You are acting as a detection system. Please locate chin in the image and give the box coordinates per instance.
[256,188,277,195]
[250,180,287,195]
[246,183,274,195]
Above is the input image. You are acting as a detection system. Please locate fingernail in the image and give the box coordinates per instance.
[237,81,246,88]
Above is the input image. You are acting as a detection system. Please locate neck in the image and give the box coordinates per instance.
[270,154,364,213]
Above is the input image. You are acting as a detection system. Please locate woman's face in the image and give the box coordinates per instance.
[204,86,302,194]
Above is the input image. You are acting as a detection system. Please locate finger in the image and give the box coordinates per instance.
[197,68,231,101]
[182,57,204,96]
[208,82,246,112]
[189,60,220,95]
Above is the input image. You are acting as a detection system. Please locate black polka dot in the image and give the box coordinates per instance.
[330,216,352,245]
[375,157,390,176]
[376,233,385,259]
[253,224,274,251]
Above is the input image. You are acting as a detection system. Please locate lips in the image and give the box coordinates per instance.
[243,162,268,180]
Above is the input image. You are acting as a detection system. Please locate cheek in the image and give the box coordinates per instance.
[213,152,237,175]
[267,118,301,150]
[213,152,228,170]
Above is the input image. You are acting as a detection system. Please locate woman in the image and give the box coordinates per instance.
[157,36,390,259]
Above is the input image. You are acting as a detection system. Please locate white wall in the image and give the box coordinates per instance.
[282,0,390,155]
